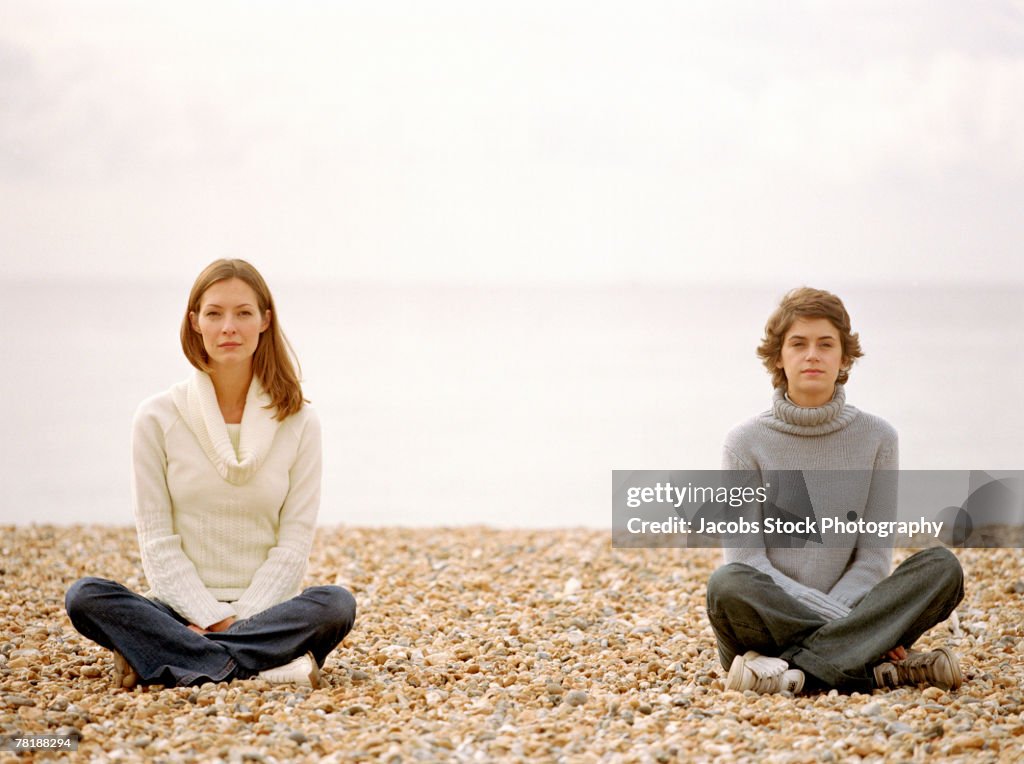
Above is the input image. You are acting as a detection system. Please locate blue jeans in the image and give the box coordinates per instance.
[65,578,356,687]
[706,546,964,693]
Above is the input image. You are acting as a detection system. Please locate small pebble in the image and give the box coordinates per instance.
[922,687,946,701]
[565,690,588,707]
[49,696,70,711]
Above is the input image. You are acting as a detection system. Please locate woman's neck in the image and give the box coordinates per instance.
[209,363,254,424]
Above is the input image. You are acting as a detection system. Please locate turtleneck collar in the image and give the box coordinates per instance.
[171,370,281,484]
[761,383,859,436]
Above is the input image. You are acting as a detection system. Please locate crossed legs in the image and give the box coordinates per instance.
[706,547,964,693]
[65,578,356,687]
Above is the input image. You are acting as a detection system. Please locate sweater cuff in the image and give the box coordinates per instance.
[795,589,851,621]
[196,601,239,630]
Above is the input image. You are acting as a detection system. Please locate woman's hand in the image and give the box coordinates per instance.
[187,616,235,635]
[885,646,907,662]
[207,616,237,633]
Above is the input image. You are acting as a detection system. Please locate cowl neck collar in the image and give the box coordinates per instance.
[171,371,280,484]
[761,384,859,436]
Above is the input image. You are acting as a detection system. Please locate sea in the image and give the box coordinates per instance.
[1,280,1021,528]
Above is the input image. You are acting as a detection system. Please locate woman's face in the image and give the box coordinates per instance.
[776,316,846,407]
[189,278,270,370]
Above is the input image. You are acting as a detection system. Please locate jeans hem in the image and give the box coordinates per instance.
[176,656,238,687]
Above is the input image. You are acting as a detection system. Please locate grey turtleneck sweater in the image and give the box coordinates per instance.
[721,384,898,620]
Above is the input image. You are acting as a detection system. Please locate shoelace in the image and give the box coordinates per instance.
[897,652,941,684]
[748,658,787,693]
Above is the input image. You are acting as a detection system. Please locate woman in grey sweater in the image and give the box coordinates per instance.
[707,287,964,694]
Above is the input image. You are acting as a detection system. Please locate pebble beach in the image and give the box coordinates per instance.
[1,525,1022,763]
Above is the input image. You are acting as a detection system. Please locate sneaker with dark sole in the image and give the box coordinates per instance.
[257,652,321,688]
[873,647,962,691]
[112,651,138,690]
[726,650,805,694]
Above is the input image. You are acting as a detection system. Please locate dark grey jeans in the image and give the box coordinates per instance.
[706,546,964,693]
[65,577,356,687]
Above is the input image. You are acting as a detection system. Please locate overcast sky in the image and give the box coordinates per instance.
[3,1,1024,284]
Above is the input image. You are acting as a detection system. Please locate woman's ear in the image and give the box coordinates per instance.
[189,311,200,333]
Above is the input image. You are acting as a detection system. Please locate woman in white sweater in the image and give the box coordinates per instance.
[66,259,355,688]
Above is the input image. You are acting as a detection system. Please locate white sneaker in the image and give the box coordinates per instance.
[726,651,804,694]
[257,652,321,688]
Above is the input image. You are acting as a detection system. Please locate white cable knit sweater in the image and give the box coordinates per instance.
[130,371,321,628]
[720,385,898,621]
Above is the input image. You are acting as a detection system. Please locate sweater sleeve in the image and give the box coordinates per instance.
[721,444,852,621]
[232,409,321,620]
[827,434,898,608]
[131,402,237,628]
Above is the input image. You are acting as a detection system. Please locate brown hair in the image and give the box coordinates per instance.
[180,259,305,420]
[757,287,863,389]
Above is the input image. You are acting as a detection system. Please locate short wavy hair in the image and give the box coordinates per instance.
[757,287,863,389]
[180,259,305,420]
